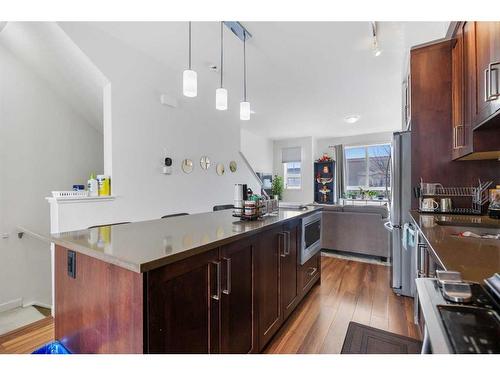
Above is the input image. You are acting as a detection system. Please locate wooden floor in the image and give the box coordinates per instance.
[264,255,420,353]
[0,316,54,354]
[0,256,419,354]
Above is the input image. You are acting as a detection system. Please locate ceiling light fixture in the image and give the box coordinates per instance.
[371,21,382,57]
[240,30,250,120]
[183,21,197,97]
[344,115,360,124]
[216,22,228,110]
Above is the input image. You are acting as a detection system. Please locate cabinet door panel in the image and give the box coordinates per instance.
[220,238,255,354]
[474,22,500,125]
[147,249,219,353]
[281,220,300,320]
[256,227,282,350]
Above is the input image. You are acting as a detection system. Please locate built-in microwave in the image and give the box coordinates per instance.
[301,211,322,265]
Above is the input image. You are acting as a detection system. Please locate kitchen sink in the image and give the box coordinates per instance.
[436,224,500,237]
[435,220,500,230]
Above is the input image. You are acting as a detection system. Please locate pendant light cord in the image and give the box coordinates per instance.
[188,21,192,70]
[220,21,224,88]
[243,30,247,101]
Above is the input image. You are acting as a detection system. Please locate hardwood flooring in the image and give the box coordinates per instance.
[0,316,54,354]
[264,256,420,354]
[0,256,418,354]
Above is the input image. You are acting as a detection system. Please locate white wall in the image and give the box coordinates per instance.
[0,41,103,309]
[240,128,273,174]
[50,22,260,230]
[315,131,393,159]
[273,137,314,203]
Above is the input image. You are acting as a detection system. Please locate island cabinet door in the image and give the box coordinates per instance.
[256,226,284,351]
[219,237,256,353]
[146,248,220,354]
[281,219,300,320]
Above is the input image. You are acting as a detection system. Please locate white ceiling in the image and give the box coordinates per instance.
[83,21,448,140]
[0,22,108,133]
[3,22,449,140]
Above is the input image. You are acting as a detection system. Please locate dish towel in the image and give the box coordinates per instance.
[402,223,416,250]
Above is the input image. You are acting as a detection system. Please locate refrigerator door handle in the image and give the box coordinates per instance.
[384,221,394,232]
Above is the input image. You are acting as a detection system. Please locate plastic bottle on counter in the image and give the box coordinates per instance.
[87,173,98,197]
[97,175,111,196]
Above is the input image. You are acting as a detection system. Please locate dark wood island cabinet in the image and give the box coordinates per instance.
[52,208,321,354]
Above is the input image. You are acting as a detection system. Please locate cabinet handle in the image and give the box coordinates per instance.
[284,231,291,256]
[308,267,317,276]
[222,257,231,295]
[211,261,221,300]
[485,62,500,102]
[484,67,490,102]
[279,232,286,257]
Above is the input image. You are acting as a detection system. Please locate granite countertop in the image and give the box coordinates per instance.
[51,207,320,273]
[410,211,500,283]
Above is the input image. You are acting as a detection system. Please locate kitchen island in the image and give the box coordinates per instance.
[51,207,322,354]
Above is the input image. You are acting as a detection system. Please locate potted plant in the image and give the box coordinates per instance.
[367,190,378,200]
[271,175,284,200]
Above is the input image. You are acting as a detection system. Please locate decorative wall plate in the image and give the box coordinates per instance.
[229,160,237,172]
[216,163,225,176]
[181,159,193,174]
[200,156,211,170]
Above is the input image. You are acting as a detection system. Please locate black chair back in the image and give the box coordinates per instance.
[161,213,189,219]
[213,204,233,212]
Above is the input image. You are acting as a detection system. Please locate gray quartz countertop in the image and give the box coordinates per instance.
[51,207,321,273]
[410,211,500,283]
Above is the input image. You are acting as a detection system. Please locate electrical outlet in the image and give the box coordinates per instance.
[67,250,76,278]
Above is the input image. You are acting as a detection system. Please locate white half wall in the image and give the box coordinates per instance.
[273,137,314,203]
[241,128,274,174]
[0,38,103,308]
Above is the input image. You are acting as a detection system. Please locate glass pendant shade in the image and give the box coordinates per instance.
[216,88,228,110]
[183,69,197,97]
[240,101,251,120]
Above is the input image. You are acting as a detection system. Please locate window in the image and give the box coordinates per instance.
[281,146,302,190]
[345,144,391,192]
[284,162,301,189]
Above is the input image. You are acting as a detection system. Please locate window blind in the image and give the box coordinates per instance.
[281,146,302,163]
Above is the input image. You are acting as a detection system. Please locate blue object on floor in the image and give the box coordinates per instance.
[32,341,70,354]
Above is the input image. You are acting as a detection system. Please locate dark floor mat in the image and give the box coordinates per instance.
[341,322,422,354]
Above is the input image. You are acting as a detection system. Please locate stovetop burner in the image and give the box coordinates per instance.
[434,275,500,354]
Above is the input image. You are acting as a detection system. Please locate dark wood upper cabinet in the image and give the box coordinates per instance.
[220,238,256,354]
[452,23,469,159]
[281,219,300,320]
[146,249,220,354]
[473,22,500,127]
[451,21,500,161]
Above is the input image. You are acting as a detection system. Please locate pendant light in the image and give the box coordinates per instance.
[240,30,250,120]
[216,22,228,110]
[183,21,197,97]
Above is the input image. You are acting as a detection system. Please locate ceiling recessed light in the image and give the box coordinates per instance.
[344,115,360,124]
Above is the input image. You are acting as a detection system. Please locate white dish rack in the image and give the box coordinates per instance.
[51,190,89,199]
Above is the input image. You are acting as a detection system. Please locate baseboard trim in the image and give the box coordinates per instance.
[0,298,23,313]
[22,300,53,310]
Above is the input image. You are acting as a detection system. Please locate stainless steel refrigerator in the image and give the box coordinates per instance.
[385,131,416,297]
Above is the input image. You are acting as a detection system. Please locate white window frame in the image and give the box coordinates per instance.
[283,161,302,190]
[344,143,391,191]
